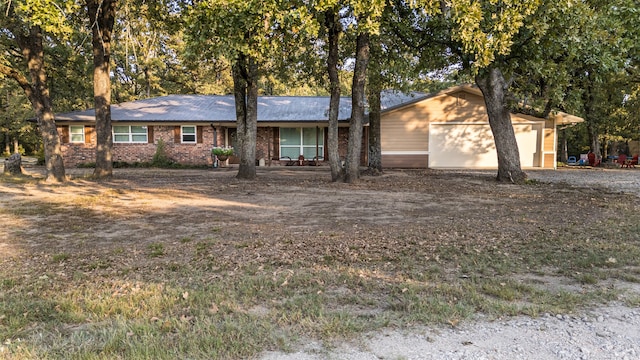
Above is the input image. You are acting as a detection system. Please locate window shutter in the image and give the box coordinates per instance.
[273,127,280,159]
[197,126,203,143]
[60,126,69,143]
[148,126,154,144]
[174,126,181,143]
[84,126,93,144]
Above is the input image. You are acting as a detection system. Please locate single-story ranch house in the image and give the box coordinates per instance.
[53,85,582,169]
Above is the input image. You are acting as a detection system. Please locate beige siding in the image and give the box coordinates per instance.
[434,92,489,123]
[380,92,490,153]
[544,153,556,168]
[380,87,559,169]
[544,129,555,152]
[381,103,430,152]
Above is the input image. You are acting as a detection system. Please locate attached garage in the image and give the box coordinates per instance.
[380,85,581,169]
[428,122,542,168]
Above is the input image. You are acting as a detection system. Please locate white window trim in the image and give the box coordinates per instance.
[181,125,197,144]
[280,127,324,159]
[113,125,148,143]
[69,125,85,143]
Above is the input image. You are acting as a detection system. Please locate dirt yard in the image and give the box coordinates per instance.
[2,166,634,261]
[2,166,639,297]
[1,166,639,359]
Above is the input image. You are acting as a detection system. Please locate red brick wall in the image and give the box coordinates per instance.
[61,143,96,167]
[59,124,362,167]
[60,125,226,167]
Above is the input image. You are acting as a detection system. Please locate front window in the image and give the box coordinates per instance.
[113,125,148,143]
[70,125,84,143]
[181,126,196,143]
[280,127,324,159]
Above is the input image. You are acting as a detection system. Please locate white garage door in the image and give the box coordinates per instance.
[429,123,540,168]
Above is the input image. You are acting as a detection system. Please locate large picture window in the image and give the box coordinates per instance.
[280,127,324,159]
[113,125,148,143]
[70,125,85,143]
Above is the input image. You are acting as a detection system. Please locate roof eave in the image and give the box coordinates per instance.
[553,112,584,125]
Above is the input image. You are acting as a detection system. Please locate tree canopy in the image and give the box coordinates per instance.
[1,0,638,177]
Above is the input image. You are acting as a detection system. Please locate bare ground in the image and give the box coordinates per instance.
[2,166,638,299]
[1,166,640,359]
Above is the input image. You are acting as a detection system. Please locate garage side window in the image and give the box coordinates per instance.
[280,127,324,159]
[70,125,85,143]
[113,125,148,143]
[181,126,196,143]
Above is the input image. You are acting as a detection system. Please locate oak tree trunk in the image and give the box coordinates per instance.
[20,27,66,182]
[475,67,526,184]
[87,0,116,178]
[325,10,343,182]
[232,54,258,180]
[559,128,568,163]
[582,87,603,159]
[344,32,370,183]
[367,36,383,173]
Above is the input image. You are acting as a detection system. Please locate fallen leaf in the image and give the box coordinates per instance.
[209,303,219,314]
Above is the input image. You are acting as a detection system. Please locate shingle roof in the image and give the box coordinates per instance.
[54,92,427,123]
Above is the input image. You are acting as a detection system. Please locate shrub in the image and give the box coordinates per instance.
[151,139,175,167]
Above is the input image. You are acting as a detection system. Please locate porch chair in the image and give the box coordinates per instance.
[587,152,597,167]
[618,154,628,168]
[306,156,323,166]
[280,156,297,166]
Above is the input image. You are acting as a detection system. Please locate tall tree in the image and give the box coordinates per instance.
[366,36,383,173]
[0,84,38,155]
[475,67,523,182]
[86,0,116,178]
[409,0,591,182]
[186,0,314,180]
[365,2,451,174]
[110,2,234,100]
[324,7,344,182]
[447,0,541,183]
[311,0,384,183]
[344,31,370,183]
[574,0,639,157]
[0,1,76,182]
[231,53,259,179]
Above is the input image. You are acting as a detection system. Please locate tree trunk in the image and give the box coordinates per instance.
[325,9,343,182]
[344,32,370,183]
[232,54,258,180]
[475,67,526,184]
[587,122,601,158]
[367,36,383,173]
[20,27,66,182]
[87,0,116,178]
[560,128,568,163]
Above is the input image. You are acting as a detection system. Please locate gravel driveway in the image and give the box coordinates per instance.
[261,167,640,360]
[527,168,640,198]
[443,167,640,198]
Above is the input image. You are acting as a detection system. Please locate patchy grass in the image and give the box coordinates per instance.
[1,168,639,359]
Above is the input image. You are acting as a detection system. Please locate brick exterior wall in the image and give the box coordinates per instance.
[59,124,362,168]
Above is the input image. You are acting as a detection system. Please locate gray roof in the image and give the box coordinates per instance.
[54,91,427,123]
